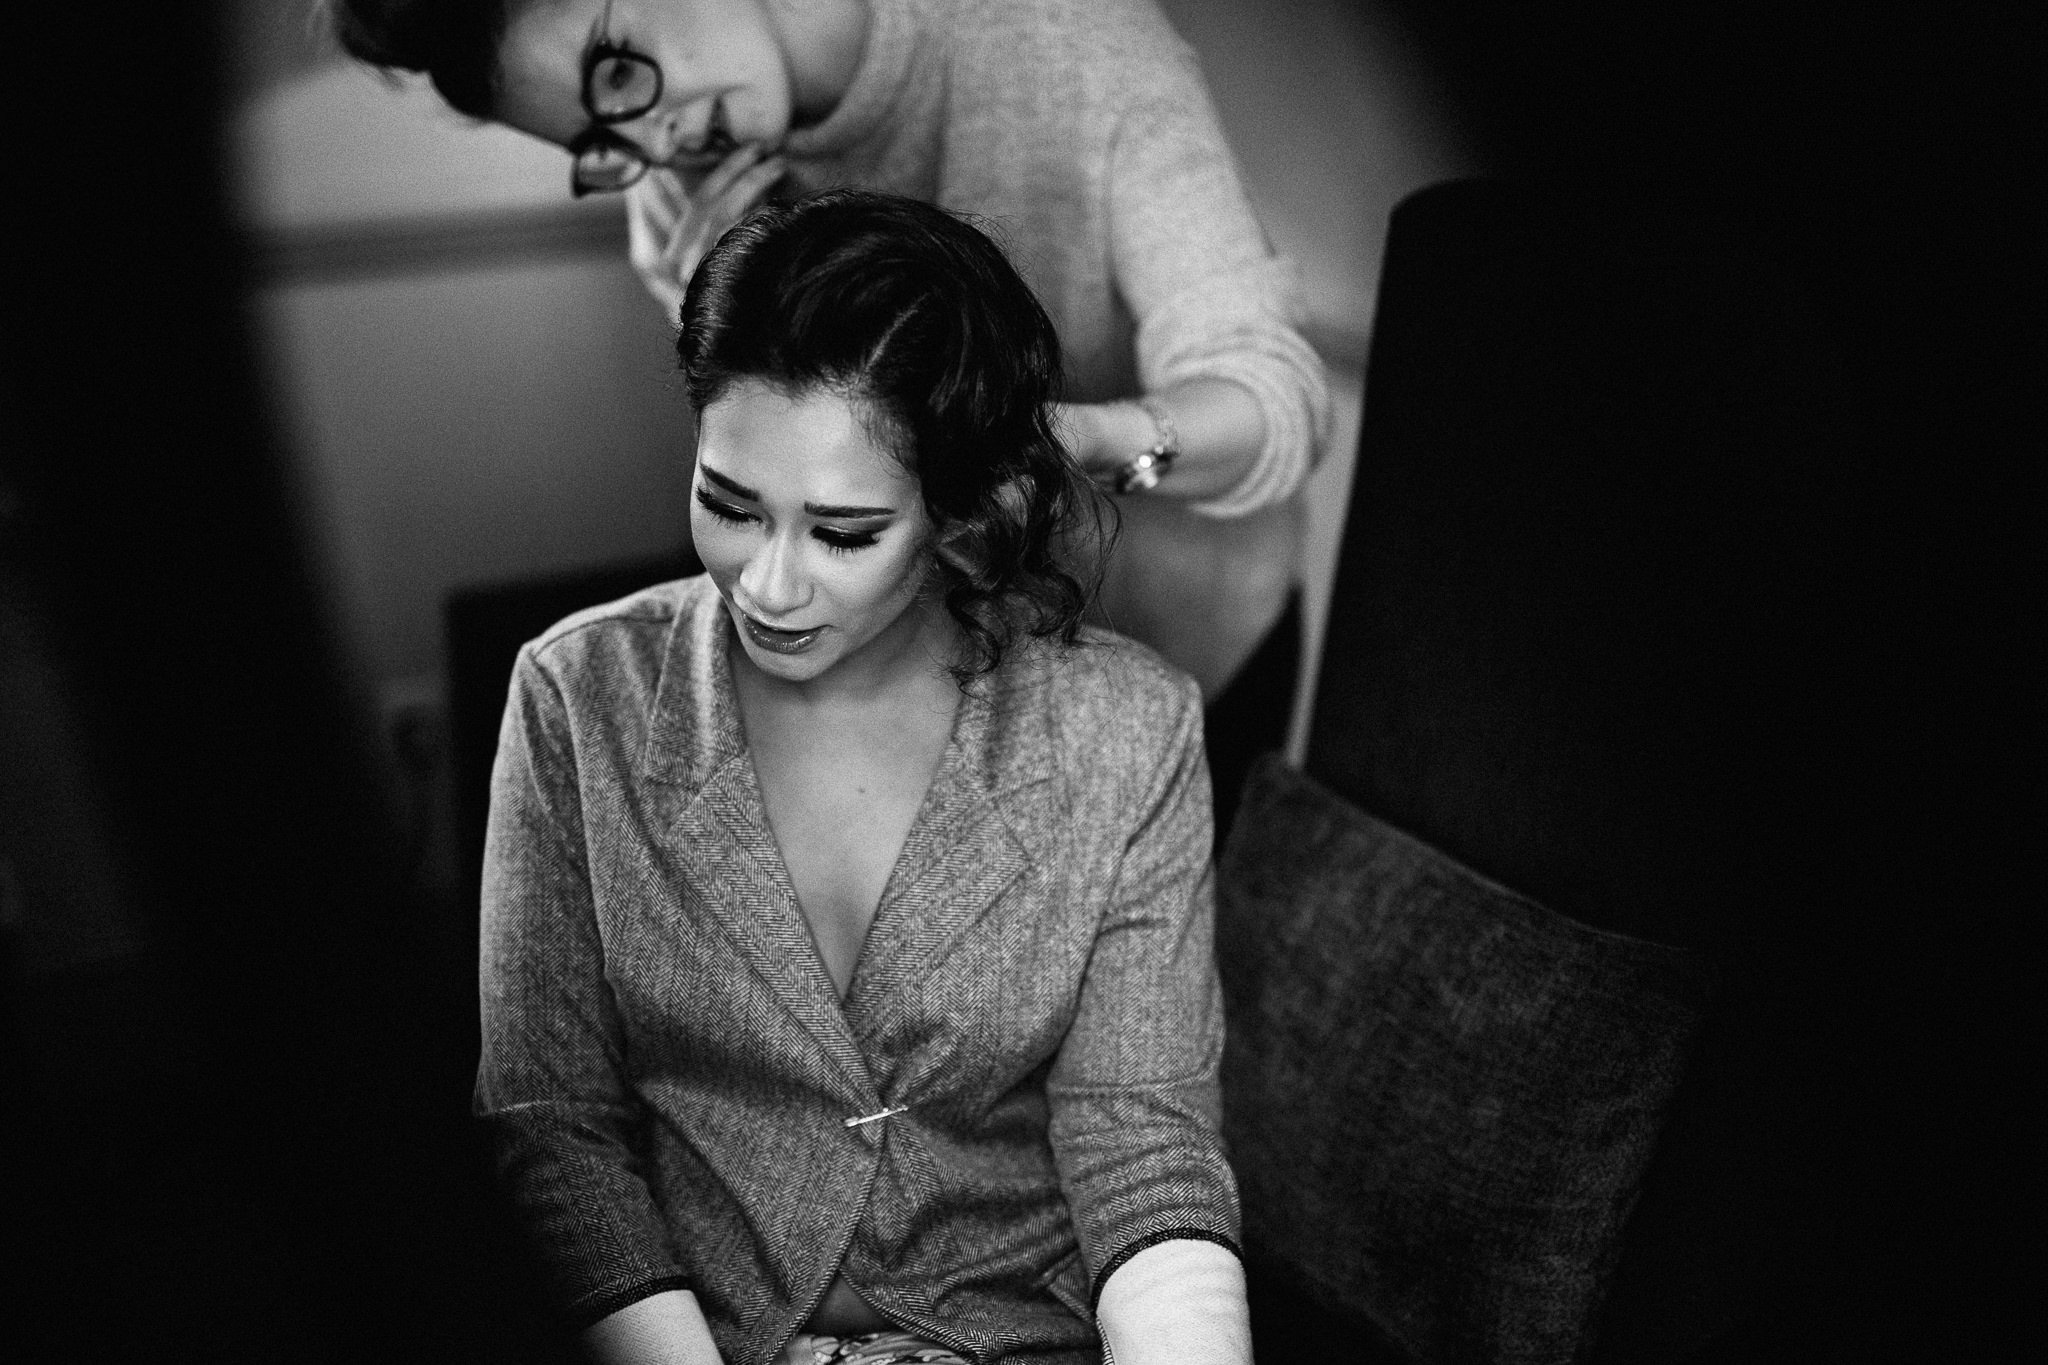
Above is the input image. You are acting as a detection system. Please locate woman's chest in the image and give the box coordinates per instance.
[592,760,1100,1092]
[760,750,925,988]
[747,712,955,996]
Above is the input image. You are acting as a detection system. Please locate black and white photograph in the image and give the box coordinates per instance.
[3,2,2030,1360]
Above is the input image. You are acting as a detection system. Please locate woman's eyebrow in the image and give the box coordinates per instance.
[805,499,898,519]
[700,464,897,520]
[699,465,758,499]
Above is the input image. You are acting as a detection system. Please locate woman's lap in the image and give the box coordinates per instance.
[778,1329,974,1365]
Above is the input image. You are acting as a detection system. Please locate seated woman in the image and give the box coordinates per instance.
[478,190,1248,1365]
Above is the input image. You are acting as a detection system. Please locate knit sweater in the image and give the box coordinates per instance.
[660,0,1333,690]
[776,0,1326,517]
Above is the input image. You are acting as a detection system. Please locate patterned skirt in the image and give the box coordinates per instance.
[777,1329,975,1365]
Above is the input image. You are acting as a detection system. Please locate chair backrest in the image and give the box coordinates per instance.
[1226,179,1870,1361]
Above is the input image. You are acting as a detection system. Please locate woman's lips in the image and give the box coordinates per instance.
[740,611,823,655]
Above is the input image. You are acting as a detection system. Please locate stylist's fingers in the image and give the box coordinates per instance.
[627,174,682,279]
[707,154,786,221]
[651,164,697,223]
[631,149,785,316]
[629,169,695,237]
[691,143,777,206]
[657,152,785,282]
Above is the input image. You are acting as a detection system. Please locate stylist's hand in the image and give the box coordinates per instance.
[627,146,788,321]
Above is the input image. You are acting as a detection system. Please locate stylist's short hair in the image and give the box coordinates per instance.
[679,190,1111,681]
[321,0,505,119]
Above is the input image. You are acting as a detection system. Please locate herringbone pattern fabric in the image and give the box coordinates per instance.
[479,575,1240,1364]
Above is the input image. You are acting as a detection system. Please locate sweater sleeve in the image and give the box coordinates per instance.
[1096,1238,1252,1365]
[1045,672,1243,1304]
[474,645,692,1327]
[1105,41,1332,518]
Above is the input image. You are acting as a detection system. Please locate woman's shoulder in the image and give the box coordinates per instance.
[1000,625,1204,746]
[521,573,719,683]
[981,629,1205,831]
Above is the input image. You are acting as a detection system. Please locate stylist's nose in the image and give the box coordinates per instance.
[598,97,675,164]
[739,533,809,619]
[639,109,682,163]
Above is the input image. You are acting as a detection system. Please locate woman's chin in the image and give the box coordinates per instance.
[739,638,834,683]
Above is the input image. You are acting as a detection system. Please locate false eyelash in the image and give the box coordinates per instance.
[695,486,880,553]
[814,528,880,554]
[694,486,753,524]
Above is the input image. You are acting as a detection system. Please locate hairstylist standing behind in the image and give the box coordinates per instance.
[327,0,1328,713]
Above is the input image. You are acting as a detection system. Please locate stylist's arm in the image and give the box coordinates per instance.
[1059,378,1267,505]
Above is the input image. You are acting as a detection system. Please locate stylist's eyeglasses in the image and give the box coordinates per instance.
[570,44,663,196]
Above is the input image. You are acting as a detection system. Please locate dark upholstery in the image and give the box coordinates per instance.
[1220,756,1711,1365]
[1275,179,1870,1360]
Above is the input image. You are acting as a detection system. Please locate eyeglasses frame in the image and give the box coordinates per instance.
[568,41,664,198]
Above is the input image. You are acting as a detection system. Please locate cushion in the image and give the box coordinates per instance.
[1218,755,1713,1365]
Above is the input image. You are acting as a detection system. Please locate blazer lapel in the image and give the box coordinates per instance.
[641,587,874,1097]
[844,667,1060,1037]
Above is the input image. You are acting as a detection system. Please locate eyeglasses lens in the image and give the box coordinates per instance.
[573,141,647,195]
[587,52,660,120]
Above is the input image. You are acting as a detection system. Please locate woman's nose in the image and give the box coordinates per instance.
[739,535,809,617]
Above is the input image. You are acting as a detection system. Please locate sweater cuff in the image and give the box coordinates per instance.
[1094,1237,1251,1365]
[1140,260,1333,519]
[1089,1227,1241,1309]
[1176,348,1329,519]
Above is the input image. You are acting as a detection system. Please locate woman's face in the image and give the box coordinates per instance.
[691,380,938,686]
[492,0,799,177]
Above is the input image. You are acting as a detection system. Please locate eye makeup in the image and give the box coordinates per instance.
[693,483,886,553]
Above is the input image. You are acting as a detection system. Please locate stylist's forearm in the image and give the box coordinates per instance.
[1060,378,1266,504]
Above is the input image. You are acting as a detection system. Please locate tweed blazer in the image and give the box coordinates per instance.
[477,575,1239,1365]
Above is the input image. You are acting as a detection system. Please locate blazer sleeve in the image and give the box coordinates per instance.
[1045,672,1242,1304]
[474,645,692,1326]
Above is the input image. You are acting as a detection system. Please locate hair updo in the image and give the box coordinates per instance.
[678,190,1110,681]
[320,0,506,119]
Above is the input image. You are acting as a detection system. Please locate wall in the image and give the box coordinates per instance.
[232,63,693,707]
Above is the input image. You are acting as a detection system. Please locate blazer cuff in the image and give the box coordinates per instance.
[565,1273,696,1331]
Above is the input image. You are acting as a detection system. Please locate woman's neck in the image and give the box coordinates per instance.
[769,0,873,127]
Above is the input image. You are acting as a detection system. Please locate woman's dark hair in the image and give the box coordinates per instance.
[320,0,506,119]
[679,190,1112,681]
